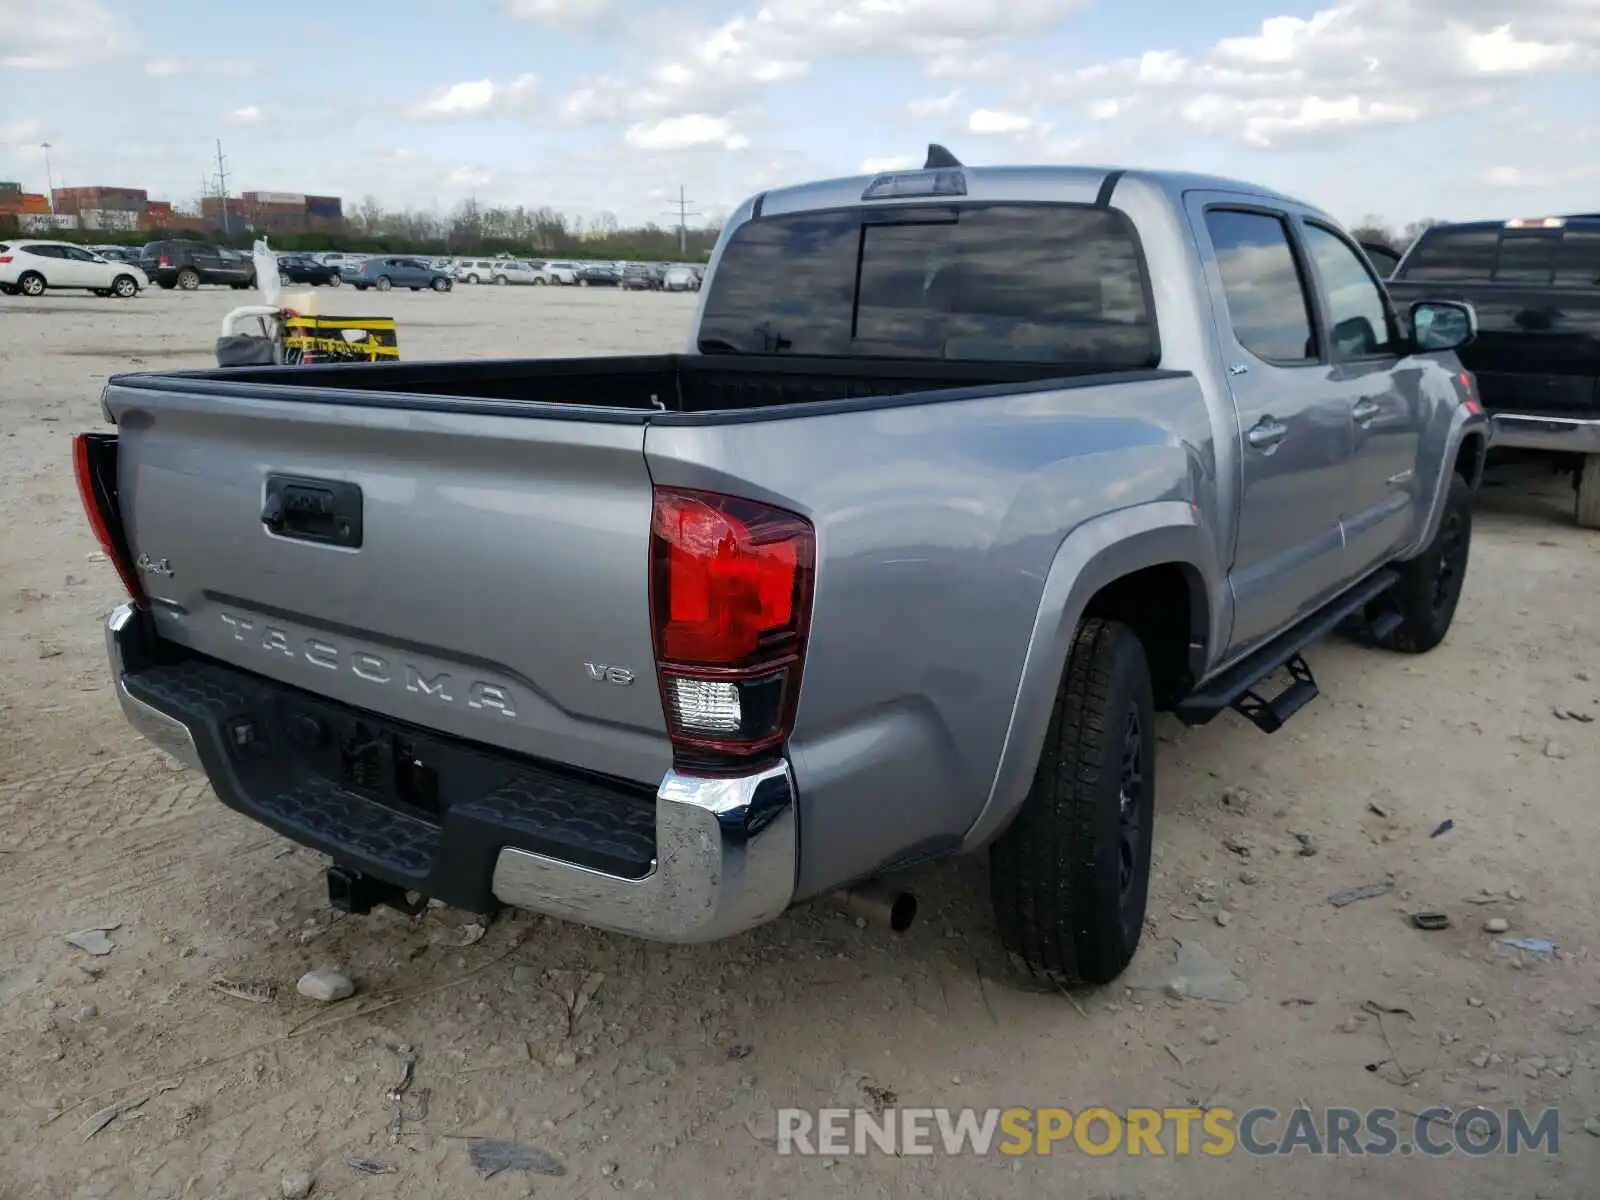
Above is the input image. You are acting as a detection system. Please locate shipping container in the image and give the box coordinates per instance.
[20,213,80,231]
[305,195,343,218]
[20,193,50,214]
[80,208,142,232]
[245,190,307,206]
[0,181,21,194]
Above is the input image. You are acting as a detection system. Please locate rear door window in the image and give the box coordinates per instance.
[699,202,1157,367]
[1203,209,1318,365]
[1399,228,1499,281]
[1555,228,1600,286]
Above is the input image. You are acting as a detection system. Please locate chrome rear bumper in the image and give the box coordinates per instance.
[105,602,797,943]
[1490,413,1600,455]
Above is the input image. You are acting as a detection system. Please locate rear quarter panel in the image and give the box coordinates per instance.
[646,374,1220,897]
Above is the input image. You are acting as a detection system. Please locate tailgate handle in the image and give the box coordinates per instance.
[263,476,364,548]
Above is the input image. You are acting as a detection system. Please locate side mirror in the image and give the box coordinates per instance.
[1409,300,1477,353]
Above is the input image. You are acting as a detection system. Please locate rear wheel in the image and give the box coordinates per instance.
[1373,472,1473,653]
[466,273,480,284]
[532,277,547,286]
[431,277,450,293]
[494,274,508,286]
[990,619,1156,987]
[375,276,392,292]
[327,274,342,288]
[1576,455,1600,530]
[111,275,138,298]
[177,268,200,290]
[18,272,45,297]
[0,284,17,296]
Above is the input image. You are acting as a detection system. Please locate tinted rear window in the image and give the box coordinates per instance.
[1555,229,1600,286]
[698,202,1157,367]
[1398,228,1500,281]
[1399,223,1600,285]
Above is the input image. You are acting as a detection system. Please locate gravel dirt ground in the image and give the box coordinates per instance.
[1,284,1598,1199]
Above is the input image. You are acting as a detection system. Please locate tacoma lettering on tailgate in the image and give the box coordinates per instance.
[218,612,518,718]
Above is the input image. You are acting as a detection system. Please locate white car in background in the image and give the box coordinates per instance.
[542,260,581,285]
[0,240,149,298]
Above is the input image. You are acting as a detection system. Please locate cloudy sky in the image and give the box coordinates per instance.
[1,0,1596,229]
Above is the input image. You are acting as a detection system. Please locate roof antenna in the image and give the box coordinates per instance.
[924,143,962,169]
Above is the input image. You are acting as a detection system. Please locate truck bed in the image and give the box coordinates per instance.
[116,352,1131,417]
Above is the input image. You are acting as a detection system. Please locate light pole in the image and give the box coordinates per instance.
[41,143,54,209]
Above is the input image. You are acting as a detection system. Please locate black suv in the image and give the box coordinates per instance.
[1386,215,1600,526]
[141,240,256,291]
[620,262,665,291]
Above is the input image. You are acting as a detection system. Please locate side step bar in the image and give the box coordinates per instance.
[1174,568,1399,733]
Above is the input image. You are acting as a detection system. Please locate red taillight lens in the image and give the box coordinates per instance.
[0,256,11,265]
[1457,371,1483,414]
[73,433,145,604]
[650,487,814,767]
[158,256,171,267]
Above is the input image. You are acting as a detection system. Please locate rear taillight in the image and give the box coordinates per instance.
[0,256,11,265]
[649,487,815,769]
[158,256,171,267]
[1457,371,1483,415]
[73,433,145,604]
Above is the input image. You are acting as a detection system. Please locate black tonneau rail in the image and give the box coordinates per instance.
[108,353,1190,424]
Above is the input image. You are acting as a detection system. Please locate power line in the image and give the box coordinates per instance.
[662,185,704,258]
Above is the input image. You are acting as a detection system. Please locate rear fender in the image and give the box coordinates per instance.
[960,500,1223,851]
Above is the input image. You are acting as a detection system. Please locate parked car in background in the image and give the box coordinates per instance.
[663,265,700,292]
[344,255,454,292]
[544,261,581,284]
[92,245,143,266]
[277,254,343,287]
[0,240,149,297]
[576,263,622,287]
[454,258,513,284]
[621,263,665,291]
[141,240,255,290]
[1387,214,1600,526]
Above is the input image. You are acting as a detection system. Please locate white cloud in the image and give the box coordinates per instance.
[227,105,264,125]
[407,74,537,120]
[560,0,1085,125]
[448,166,495,189]
[0,0,124,68]
[623,114,748,152]
[143,55,255,77]
[860,154,922,173]
[1019,0,1600,148]
[967,108,1047,137]
[907,90,962,118]
[505,0,611,25]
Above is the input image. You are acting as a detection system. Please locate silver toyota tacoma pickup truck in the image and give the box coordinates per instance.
[78,149,1487,986]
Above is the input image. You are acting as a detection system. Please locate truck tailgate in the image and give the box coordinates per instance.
[105,382,671,786]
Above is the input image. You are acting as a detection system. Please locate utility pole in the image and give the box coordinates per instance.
[661,185,703,259]
[215,139,231,237]
[41,143,54,209]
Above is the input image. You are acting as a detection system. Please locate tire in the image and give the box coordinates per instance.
[467,273,480,284]
[177,268,200,290]
[532,277,547,286]
[18,271,45,297]
[0,284,17,296]
[375,276,392,292]
[1373,472,1473,653]
[432,277,449,293]
[578,278,588,287]
[1576,455,1600,530]
[355,284,369,291]
[158,280,176,291]
[111,275,138,298]
[990,619,1156,987]
[327,274,342,288]
[494,275,508,286]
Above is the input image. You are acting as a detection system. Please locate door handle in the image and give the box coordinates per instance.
[1352,398,1382,425]
[1246,418,1289,450]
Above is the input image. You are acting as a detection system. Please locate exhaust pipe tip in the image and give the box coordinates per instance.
[832,882,918,933]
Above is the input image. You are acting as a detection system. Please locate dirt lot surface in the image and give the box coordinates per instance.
[2,284,1598,1199]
